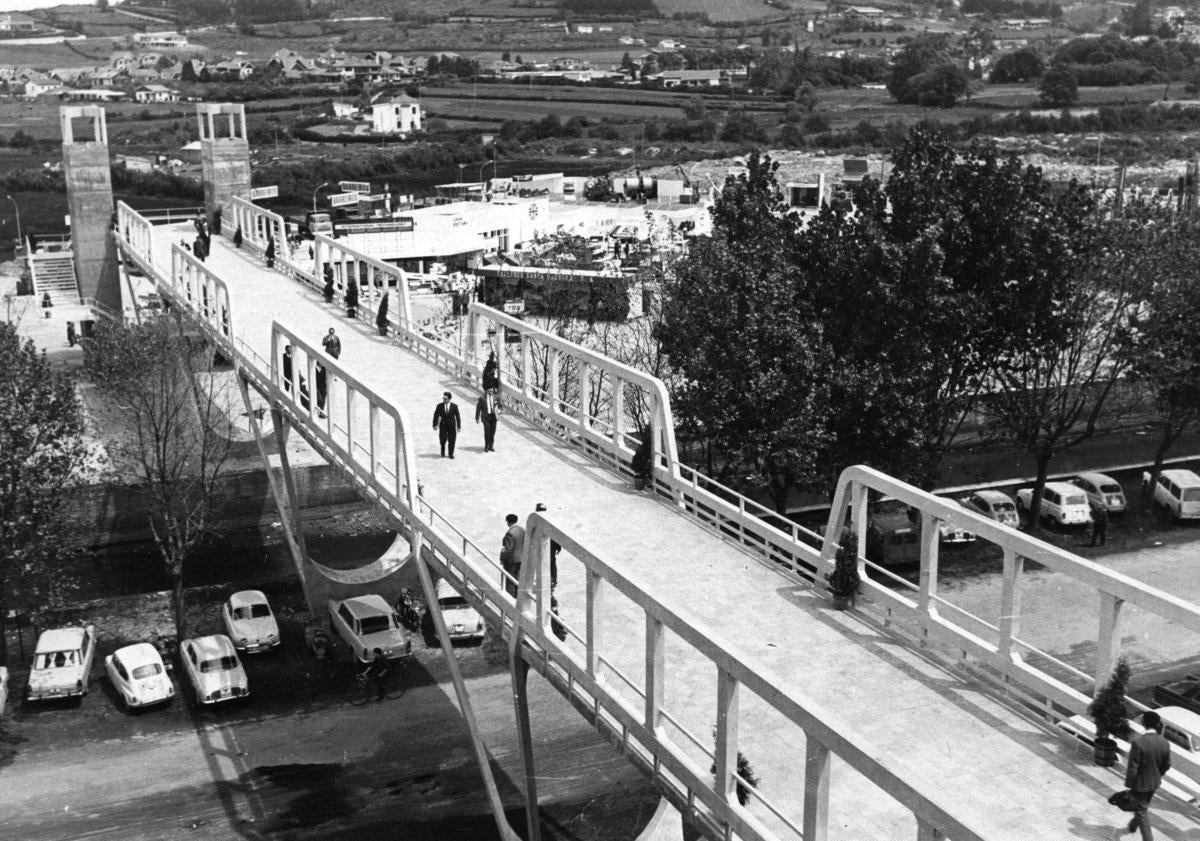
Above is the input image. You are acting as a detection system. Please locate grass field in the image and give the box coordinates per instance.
[652,0,786,22]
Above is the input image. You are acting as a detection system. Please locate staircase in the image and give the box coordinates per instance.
[29,252,80,306]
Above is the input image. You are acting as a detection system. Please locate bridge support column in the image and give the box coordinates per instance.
[197,103,251,230]
[60,105,120,311]
[803,738,830,841]
[269,405,324,613]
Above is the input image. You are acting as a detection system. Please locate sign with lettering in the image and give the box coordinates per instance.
[396,216,414,232]
[249,185,278,201]
[338,180,371,194]
[503,299,525,315]
[329,192,359,207]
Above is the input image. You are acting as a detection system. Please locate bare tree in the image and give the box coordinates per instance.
[83,315,232,641]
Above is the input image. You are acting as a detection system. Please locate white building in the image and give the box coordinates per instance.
[371,95,422,136]
[133,31,189,49]
[135,84,180,103]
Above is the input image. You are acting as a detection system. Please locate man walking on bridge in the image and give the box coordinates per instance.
[322,327,341,360]
[500,513,525,597]
[433,391,461,458]
[475,387,500,452]
[1115,709,1172,840]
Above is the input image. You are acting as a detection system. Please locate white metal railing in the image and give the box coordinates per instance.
[138,206,206,225]
[822,465,1200,723]
[504,514,990,841]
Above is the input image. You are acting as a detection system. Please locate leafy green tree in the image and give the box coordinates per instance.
[0,323,90,664]
[1117,209,1200,506]
[83,317,232,641]
[990,48,1044,83]
[657,153,832,511]
[1039,65,1078,106]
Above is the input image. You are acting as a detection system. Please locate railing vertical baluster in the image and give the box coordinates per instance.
[586,570,603,680]
[998,548,1024,662]
[1095,591,1125,691]
[369,402,379,482]
[918,511,940,624]
[644,614,664,733]
[580,361,592,431]
[714,670,739,804]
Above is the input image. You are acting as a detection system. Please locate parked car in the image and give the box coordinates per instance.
[1016,482,1092,527]
[1154,676,1200,716]
[222,590,280,653]
[865,508,920,567]
[26,625,97,702]
[105,643,174,709]
[1143,468,1200,520]
[436,580,484,643]
[328,595,411,664]
[1071,472,1127,514]
[1155,706,1200,754]
[959,490,1020,529]
[939,504,977,544]
[180,635,249,705]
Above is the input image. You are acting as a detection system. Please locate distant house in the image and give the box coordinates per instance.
[653,69,723,88]
[552,56,586,70]
[128,68,161,82]
[212,59,254,80]
[658,39,682,50]
[371,94,422,135]
[133,31,189,50]
[618,35,636,45]
[845,5,886,17]
[135,84,179,103]
[331,101,358,118]
[109,51,136,71]
[575,24,594,33]
[49,67,90,83]
[24,75,64,98]
[87,67,128,88]
[0,13,37,32]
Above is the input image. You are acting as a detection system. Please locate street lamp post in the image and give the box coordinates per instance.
[457,163,466,184]
[312,182,330,212]
[5,195,22,254]
[478,157,497,191]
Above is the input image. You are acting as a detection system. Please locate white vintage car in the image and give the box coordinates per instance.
[26,626,97,702]
[105,643,174,710]
[221,590,281,653]
[328,595,410,664]
[436,580,484,643]
[180,635,249,705]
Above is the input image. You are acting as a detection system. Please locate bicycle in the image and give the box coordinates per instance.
[347,656,411,706]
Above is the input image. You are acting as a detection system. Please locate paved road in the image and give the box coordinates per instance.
[0,656,659,841]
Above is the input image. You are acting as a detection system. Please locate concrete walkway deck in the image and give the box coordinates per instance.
[146,225,1198,841]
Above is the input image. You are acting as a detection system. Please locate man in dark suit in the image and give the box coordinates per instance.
[432,391,461,458]
[500,513,525,597]
[475,388,500,452]
[1117,710,1172,840]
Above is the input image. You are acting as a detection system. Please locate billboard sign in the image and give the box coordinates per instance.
[338,180,371,194]
[329,192,360,207]
[249,185,278,201]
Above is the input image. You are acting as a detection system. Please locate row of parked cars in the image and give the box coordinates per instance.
[18,586,481,712]
[866,469,1200,567]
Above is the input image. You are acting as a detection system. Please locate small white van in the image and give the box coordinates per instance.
[1143,469,1200,520]
[1016,482,1092,526]
[1156,706,1200,753]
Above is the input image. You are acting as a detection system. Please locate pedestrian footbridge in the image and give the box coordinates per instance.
[113,199,1200,841]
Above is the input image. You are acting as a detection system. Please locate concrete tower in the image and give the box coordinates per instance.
[60,105,120,311]
[197,103,251,229]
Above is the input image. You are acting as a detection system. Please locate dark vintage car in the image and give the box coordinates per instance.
[1154,677,1200,715]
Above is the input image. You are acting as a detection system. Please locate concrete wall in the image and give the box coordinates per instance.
[63,141,120,310]
[200,139,251,228]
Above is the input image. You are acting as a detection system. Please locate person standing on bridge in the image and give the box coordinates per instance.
[265,235,276,269]
[282,344,294,393]
[433,391,461,458]
[322,327,341,359]
[475,387,500,452]
[500,513,525,598]
[1115,709,1172,840]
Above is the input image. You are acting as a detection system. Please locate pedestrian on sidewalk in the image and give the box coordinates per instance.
[534,502,560,589]
[1091,503,1108,547]
[282,344,294,393]
[500,513,525,598]
[432,391,461,458]
[66,321,76,348]
[1113,710,1171,840]
[323,266,335,303]
[322,327,341,359]
[233,226,243,249]
[265,235,276,269]
[475,387,500,452]
[193,235,207,263]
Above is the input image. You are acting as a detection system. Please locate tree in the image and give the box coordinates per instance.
[1117,210,1200,507]
[682,95,708,120]
[888,35,962,105]
[908,63,972,107]
[983,203,1141,532]
[990,48,1044,83]
[0,323,90,664]
[793,81,818,112]
[657,153,833,512]
[1039,65,1078,106]
[82,316,232,642]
